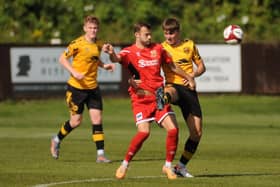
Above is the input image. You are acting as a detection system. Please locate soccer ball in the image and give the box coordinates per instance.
[223,25,243,44]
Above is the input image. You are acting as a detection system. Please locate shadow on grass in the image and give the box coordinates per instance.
[197,173,280,178]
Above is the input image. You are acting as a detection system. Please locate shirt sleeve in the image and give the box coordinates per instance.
[192,43,202,63]
[162,47,173,64]
[63,42,77,59]
[119,49,131,68]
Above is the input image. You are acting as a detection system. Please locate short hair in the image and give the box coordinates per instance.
[84,15,99,25]
[162,18,180,32]
[134,22,151,33]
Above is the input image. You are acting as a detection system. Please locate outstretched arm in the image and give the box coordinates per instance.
[98,61,116,72]
[102,44,121,62]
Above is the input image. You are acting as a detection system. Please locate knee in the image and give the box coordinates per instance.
[70,118,82,128]
[197,129,203,139]
[191,129,202,141]
[137,131,150,141]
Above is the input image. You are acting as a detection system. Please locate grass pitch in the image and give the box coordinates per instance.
[0,95,280,187]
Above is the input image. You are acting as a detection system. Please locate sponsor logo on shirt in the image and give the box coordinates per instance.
[138,59,159,67]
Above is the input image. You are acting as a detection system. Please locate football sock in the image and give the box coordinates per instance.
[97,149,105,156]
[166,128,178,162]
[179,138,199,166]
[165,161,172,168]
[121,160,129,168]
[92,124,105,150]
[57,120,73,141]
[124,131,150,162]
[53,135,60,143]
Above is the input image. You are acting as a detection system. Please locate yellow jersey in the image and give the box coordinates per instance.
[63,36,103,89]
[162,39,202,85]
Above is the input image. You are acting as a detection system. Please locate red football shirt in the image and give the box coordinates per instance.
[119,43,172,92]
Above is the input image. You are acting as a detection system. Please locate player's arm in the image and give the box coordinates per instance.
[128,76,142,89]
[102,44,121,62]
[167,62,196,90]
[192,59,206,78]
[98,61,115,72]
[59,53,84,80]
[191,44,206,78]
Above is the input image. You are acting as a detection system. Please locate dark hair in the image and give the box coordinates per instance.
[134,22,151,33]
[162,18,180,32]
[84,15,99,25]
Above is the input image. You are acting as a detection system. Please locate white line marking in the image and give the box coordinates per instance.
[32,175,165,187]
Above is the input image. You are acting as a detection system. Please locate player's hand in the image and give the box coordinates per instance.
[183,78,196,90]
[103,63,115,72]
[102,43,114,54]
[189,72,195,78]
[128,76,141,89]
[71,70,84,80]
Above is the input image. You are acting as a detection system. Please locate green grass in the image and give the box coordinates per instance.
[0,95,280,187]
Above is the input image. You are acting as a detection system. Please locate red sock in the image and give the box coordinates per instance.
[166,128,178,162]
[124,131,150,162]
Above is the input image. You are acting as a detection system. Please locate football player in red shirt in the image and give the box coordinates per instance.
[103,22,195,180]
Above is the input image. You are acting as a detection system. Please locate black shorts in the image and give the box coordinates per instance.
[171,84,202,119]
[65,84,103,115]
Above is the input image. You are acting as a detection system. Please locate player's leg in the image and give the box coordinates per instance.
[175,88,202,177]
[50,115,83,159]
[158,110,179,180]
[116,122,150,179]
[164,84,178,104]
[187,114,202,141]
[89,108,111,163]
[174,114,202,177]
[87,87,111,163]
[50,86,84,159]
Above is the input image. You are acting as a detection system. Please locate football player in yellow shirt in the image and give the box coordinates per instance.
[50,15,115,163]
[161,17,206,177]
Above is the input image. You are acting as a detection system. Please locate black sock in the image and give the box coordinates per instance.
[57,120,73,141]
[179,138,199,165]
[92,124,104,150]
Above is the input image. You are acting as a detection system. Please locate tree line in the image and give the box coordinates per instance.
[0,0,279,44]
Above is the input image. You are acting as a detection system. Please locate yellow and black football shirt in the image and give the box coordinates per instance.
[63,36,103,89]
[162,39,202,85]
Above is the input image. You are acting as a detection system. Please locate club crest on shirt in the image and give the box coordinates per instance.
[184,47,190,54]
[85,47,90,52]
[150,50,157,57]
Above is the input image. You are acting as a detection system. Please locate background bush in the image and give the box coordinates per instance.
[0,0,279,44]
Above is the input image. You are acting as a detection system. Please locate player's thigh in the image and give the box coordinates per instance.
[137,122,151,133]
[176,85,202,118]
[160,114,178,130]
[164,84,178,103]
[89,108,102,124]
[86,87,103,111]
[65,85,86,115]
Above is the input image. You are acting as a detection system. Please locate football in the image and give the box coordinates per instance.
[223,25,243,44]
